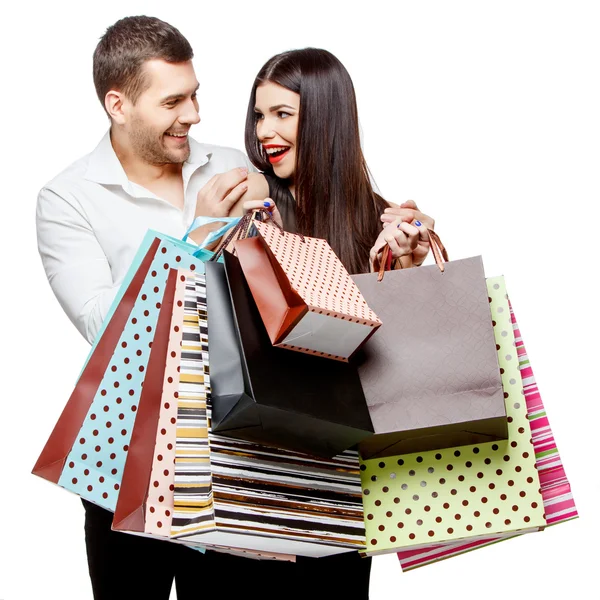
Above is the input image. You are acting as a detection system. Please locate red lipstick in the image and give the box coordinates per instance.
[263,145,290,164]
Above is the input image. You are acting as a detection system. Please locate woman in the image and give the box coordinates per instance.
[229,48,436,598]
[239,47,435,273]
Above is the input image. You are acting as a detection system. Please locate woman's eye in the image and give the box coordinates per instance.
[278,111,291,119]
[255,113,264,120]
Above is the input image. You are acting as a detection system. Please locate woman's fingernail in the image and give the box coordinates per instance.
[415,220,422,226]
[397,223,401,228]
[263,201,272,207]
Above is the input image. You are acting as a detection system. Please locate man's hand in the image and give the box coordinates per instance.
[195,167,249,218]
[380,200,435,266]
[186,168,249,247]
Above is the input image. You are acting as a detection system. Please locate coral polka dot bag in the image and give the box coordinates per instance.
[234,218,382,362]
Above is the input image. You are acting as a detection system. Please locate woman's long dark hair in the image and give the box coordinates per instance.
[244,48,388,274]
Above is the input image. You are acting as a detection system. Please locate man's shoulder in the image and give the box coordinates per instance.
[40,148,95,197]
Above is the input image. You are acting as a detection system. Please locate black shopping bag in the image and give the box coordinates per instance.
[204,251,374,458]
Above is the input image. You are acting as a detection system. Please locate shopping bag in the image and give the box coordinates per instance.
[83,217,232,364]
[395,295,578,570]
[32,228,219,509]
[204,252,373,457]
[351,233,507,458]
[357,276,546,557]
[149,269,364,558]
[112,269,188,533]
[234,219,382,362]
[180,434,366,558]
[113,270,295,561]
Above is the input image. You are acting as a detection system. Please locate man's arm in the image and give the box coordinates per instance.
[37,187,119,345]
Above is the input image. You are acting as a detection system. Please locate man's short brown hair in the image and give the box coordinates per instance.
[93,15,193,111]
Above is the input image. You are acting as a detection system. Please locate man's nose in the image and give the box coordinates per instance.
[180,99,201,125]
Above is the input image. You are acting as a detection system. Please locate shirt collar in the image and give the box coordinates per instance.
[84,129,213,187]
[184,137,213,182]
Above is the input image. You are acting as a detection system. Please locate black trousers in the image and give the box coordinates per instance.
[83,500,372,600]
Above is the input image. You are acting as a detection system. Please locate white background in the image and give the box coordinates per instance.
[1,1,598,598]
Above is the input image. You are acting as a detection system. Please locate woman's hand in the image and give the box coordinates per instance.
[242,198,284,229]
[369,219,420,272]
[380,200,434,266]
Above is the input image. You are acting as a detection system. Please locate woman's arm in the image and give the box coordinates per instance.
[229,172,270,216]
[237,173,285,228]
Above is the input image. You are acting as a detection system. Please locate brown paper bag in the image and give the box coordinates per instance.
[352,232,507,459]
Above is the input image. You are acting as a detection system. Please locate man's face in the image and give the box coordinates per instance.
[123,59,200,165]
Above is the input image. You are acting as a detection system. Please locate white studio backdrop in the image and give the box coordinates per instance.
[0,1,597,598]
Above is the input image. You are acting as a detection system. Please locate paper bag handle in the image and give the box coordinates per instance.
[427,229,449,271]
[183,215,241,246]
[375,245,413,281]
[375,229,448,282]
[210,208,285,261]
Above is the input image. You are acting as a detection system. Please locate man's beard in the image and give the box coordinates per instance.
[128,114,190,165]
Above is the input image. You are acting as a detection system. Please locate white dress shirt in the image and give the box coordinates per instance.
[36,130,253,345]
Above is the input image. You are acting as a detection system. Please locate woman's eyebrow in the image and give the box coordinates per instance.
[269,103,296,111]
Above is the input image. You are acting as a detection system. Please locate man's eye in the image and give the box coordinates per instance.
[165,101,178,108]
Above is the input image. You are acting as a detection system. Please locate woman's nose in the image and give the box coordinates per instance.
[257,118,275,142]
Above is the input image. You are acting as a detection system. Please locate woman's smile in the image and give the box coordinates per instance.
[263,144,291,163]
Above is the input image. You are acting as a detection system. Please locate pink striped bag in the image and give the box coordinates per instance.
[396,300,578,570]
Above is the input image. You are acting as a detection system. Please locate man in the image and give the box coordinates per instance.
[37,15,252,346]
[36,15,278,600]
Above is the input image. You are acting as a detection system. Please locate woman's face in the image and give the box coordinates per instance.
[254,82,299,181]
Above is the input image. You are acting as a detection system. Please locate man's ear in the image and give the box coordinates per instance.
[105,90,127,125]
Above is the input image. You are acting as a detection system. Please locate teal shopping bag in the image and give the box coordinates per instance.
[32,218,239,511]
[90,216,240,356]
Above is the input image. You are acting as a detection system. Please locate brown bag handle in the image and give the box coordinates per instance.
[210,208,285,261]
[374,245,413,281]
[375,229,448,281]
[427,229,449,271]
